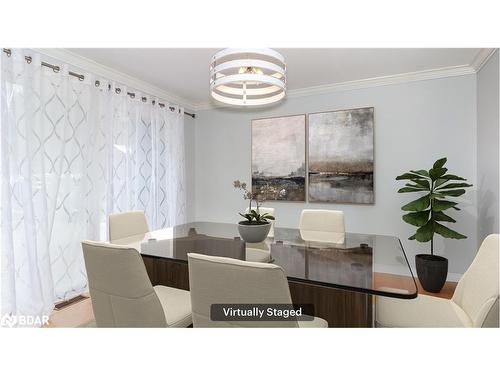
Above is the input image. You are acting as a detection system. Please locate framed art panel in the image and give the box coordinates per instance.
[251,114,306,201]
[308,107,374,204]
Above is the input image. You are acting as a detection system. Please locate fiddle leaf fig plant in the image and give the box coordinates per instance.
[396,157,472,255]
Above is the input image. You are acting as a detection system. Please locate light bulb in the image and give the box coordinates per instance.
[238,66,263,75]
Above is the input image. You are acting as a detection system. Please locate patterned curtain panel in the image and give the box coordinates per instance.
[0,49,186,326]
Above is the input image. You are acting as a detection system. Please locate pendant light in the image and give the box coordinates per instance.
[209,48,286,106]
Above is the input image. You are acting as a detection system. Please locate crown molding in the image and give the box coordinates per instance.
[470,48,498,72]
[34,48,196,112]
[194,64,476,111]
[286,65,475,100]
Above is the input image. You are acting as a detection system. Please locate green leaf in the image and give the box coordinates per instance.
[402,210,430,227]
[434,222,467,239]
[398,187,427,193]
[432,199,458,211]
[396,172,425,181]
[451,206,461,211]
[412,179,430,189]
[440,174,466,181]
[410,220,434,242]
[436,182,473,190]
[432,211,456,223]
[434,178,448,188]
[430,192,446,199]
[405,183,427,188]
[239,213,253,221]
[438,189,466,197]
[401,194,431,211]
[429,167,448,181]
[433,157,447,169]
[410,170,430,178]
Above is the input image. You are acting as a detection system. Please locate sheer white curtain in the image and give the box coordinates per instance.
[0,49,186,326]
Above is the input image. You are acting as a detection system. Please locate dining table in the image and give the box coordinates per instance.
[113,221,418,327]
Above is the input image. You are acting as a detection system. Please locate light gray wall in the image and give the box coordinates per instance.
[184,115,196,222]
[477,50,499,244]
[194,75,478,274]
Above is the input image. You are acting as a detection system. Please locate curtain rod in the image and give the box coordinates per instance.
[2,48,196,119]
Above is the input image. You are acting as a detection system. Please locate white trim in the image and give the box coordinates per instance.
[34,48,196,113]
[447,272,462,283]
[470,48,498,72]
[286,65,475,99]
[195,64,476,111]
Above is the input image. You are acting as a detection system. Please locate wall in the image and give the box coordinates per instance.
[194,75,478,275]
[477,50,499,244]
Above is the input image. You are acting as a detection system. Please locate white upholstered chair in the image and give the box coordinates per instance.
[376,234,499,328]
[108,210,149,243]
[187,253,328,328]
[245,207,275,263]
[299,209,345,243]
[82,240,192,327]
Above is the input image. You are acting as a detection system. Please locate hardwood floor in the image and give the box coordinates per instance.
[373,272,457,300]
[43,295,94,328]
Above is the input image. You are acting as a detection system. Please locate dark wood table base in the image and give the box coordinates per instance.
[142,255,373,328]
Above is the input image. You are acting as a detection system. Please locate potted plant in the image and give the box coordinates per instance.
[233,180,276,243]
[396,157,472,293]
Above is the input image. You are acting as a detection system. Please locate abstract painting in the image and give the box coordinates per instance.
[308,107,374,204]
[252,115,306,201]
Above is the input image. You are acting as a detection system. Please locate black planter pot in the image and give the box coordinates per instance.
[415,254,448,293]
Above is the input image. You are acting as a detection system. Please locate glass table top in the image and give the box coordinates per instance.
[113,221,418,299]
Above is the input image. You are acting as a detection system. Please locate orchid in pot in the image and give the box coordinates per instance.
[233,180,276,243]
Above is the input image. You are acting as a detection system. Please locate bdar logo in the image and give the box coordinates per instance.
[1,314,17,328]
[1,314,49,327]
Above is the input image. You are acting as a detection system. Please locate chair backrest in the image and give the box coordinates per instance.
[81,240,166,327]
[299,209,345,243]
[108,210,149,242]
[452,234,499,327]
[245,207,276,237]
[187,253,298,327]
[165,234,246,261]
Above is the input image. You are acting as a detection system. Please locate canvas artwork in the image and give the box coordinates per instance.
[308,107,374,204]
[251,115,306,201]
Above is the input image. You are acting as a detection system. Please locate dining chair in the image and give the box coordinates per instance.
[376,234,499,327]
[187,252,328,327]
[245,207,275,262]
[108,210,149,243]
[82,240,192,327]
[299,209,345,243]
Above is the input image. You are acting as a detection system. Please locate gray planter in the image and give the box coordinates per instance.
[238,221,271,243]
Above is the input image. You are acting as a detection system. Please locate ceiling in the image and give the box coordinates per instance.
[67,48,485,109]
